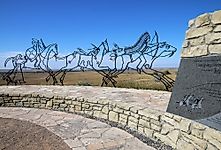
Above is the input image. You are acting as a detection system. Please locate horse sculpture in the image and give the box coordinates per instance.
[3,39,59,85]
[97,32,177,89]
[25,39,59,84]
[3,54,26,85]
[2,32,177,91]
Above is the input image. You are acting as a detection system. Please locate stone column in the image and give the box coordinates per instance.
[167,10,221,130]
[182,10,221,57]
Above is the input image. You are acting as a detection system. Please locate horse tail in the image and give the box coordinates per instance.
[4,57,13,67]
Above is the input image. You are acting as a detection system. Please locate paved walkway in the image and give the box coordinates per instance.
[0,107,155,150]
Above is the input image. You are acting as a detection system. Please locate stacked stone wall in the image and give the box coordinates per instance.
[182,10,221,57]
[0,86,221,149]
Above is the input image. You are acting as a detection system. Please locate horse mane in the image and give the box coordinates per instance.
[124,32,150,54]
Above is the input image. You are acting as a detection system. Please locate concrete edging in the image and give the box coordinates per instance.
[0,87,221,149]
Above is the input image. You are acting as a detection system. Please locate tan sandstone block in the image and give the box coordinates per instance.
[167,130,180,144]
[173,115,182,122]
[53,99,64,104]
[46,100,52,107]
[209,44,221,54]
[181,45,208,57]
[214,25,221,32]
[93,111,108,120]
[109,111,118,122]
[186,26,213,39]
[179,119,192,132]
[116,102,132,110]
[189,36,205,46]
[206,33,221,44]
[60,104,67,108]
[176,139,195,150]
[139,118,150,128]
[188,19,195,28]
[101,105,109,114]
[84,110,93,116]
[119,114,128,125]
[182,132,207,149]
[130,112,139,118]
[182,40,189,48]
[161,115,179,127]
[191,128,204,139]
[92,105,102,111]
[144,128,153,137]
[113,107,124,113]
[164,112,174,118]
[138,109,161,120]
[153,132,176,148]
[150,123,161,132]
[212,10,221,24]
[195,13,211,27]
[75,105,82,111]
[207,143,219,150]
[128,116,138,124]
[82,103,90,109]
[161,123,174,135]
[192,122,206,130]
[128,120,138,130]
[204,128,221,141]
[208,139,221,150]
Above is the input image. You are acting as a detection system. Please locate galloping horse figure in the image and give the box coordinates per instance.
[141,32,177,91]
[2,39,59,85]
[98,32,177,90]
[3,54,27,85]
[24,39,59,85]
[97,32,151,87]
[54,40,110,85]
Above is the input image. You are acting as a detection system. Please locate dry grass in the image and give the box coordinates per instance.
[0,69,177,91]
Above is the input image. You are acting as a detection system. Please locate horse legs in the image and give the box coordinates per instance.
[101,73,117,87]
[52,73,58,85]
[19,65,25,84]
[60,71,67,86]
[101,77,108,87]
[150,68,175,87]
[3,69,14,85]
[142,68,174,91]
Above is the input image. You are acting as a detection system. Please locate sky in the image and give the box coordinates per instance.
[0,0,221,69]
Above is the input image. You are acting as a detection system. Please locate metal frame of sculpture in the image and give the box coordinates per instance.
[2,32,177,91]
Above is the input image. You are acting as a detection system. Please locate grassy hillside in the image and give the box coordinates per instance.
[0,69,177,91]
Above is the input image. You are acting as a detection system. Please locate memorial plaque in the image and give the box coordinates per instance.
[167,55,221,120]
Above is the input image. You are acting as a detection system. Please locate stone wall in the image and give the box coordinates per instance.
[182,10,221,57]
[0,86,221,149]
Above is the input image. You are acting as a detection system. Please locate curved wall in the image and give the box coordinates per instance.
[0,86,221,150]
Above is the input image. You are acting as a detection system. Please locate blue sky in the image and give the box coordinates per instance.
[0,0,221,69]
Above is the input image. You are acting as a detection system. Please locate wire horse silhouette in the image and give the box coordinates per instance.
[3,39,59,85]
[2,32,177,91]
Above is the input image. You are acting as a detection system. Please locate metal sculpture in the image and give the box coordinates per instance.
[2,32,177,90]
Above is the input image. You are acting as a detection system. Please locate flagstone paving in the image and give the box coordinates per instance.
[0,107,156,150]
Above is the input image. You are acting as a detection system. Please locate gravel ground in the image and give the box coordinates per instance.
[0,118,71,150]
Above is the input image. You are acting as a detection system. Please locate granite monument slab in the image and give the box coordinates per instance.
[167,55,221,120]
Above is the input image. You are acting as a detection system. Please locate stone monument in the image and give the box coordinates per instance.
[167,10,221,130]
